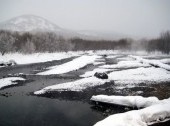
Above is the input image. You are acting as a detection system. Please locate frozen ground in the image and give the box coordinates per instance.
[0,50,170,126]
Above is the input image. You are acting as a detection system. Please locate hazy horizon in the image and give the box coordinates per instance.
[0,0,170,38]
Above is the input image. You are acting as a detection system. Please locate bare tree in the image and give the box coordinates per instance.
[0,30,15,55]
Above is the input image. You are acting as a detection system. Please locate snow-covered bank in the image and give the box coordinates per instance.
[130,55,170,71]
[34,77,109,94]
[35,64,170,94]
[0,52,74,65]
[108,67,170,84]
[37,55,100,75]
[93,96,170,126]
[161,59,170,64]
[100,60,149,69]
[91,95,159,108]
[0,77,25,89]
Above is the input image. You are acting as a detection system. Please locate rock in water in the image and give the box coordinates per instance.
[94,72,108,79]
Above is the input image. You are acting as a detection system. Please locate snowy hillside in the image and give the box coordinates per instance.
[0,15,129,40]
[0,15,83,38]
[0,15,62,32]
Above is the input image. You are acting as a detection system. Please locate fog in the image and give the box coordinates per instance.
[0,0,170,38]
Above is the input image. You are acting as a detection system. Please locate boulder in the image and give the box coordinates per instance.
[6,60,17,66]
[0,62,5,66]
[94,72,108,79]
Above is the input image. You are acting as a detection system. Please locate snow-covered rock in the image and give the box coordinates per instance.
[94,72,108,79]
[0,77,25,89]
[0,60,17,67]
[80,68,112,78]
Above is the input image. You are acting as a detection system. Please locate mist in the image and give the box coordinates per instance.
[0,0,170,38]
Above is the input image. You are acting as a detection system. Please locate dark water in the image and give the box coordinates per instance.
[0,95,104,126]
[0,57,106,126]
[0,55,170,126]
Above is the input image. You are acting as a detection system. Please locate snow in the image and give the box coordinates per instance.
[0,77,25,89]
[0,52,74,65]
[161,58,170,64]
[100,60,149,69]
[0,15,62,32]
[108,67,170,84]
[37,55,100,75]
[106,55,120,59]
[91,95,159,108]
[130,55,170,71]
[34,77,109,94]
[94,97,170,126]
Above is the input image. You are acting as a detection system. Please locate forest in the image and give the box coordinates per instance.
[0,30,170,55]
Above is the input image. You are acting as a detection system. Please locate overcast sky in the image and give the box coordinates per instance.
[0,0,170,38]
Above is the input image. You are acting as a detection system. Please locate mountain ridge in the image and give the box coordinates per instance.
[0,15,130,40]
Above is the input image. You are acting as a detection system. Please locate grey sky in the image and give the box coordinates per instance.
[0,0,170,38]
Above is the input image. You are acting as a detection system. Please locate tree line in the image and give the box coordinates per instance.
[0,30,73,55]
[145,31,170,53]
[0,30,170,55]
